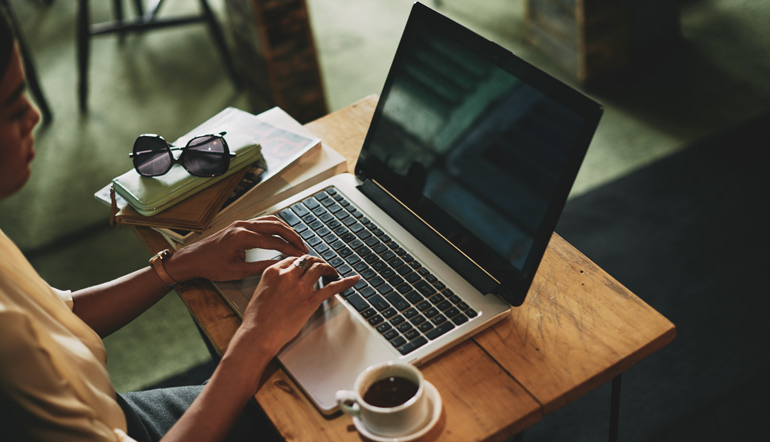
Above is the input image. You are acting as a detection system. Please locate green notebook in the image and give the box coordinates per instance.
[113,130,262,217]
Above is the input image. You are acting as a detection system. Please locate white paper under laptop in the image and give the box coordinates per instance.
[214,2,602,415]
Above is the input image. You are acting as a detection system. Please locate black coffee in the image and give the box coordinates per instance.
[363,376,418,408]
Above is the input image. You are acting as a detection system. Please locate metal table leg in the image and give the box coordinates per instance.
[609,374,622,442]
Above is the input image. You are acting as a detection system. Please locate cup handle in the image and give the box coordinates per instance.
[336,390,361,417]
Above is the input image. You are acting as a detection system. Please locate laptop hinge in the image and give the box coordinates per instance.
[357,178,499,295]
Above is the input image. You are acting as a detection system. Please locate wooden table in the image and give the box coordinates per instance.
[133,95,676,441]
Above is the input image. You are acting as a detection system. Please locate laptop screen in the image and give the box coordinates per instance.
[356,3,602,304]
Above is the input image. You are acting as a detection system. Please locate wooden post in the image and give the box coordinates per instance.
[224,0,327,123]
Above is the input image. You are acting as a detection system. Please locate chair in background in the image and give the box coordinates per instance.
[77,0,240,112]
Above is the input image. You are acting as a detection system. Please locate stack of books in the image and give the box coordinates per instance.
[95,107,346,246]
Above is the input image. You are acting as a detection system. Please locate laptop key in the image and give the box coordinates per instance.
[404,290,423,304]
[352,261,369,272]
[418,322,434,333]
[404,272,421,284]
[431,314,447,326]
[423,307,439,318]
[291,202,310,218]
[376,284,393,296]
[313,242,329,254]
[396,322,412,333]
[369,276,385,288]
[312,206,327,216]
[404,328,420,341]
[390,336,407,348]
[385,293,409,311]
[444,307,460,318]
[380,268,396,280]
[425,321,454,340]
[415,280,437,297]
[383,329,399,340]
[382,308,397,319]
[372,243,387,254]
[410,314,426,326]
[369,295,390,311]
[278,208,301,226]
[303,196,319,210]
[396,283,412,294]
[371,260,388,272]
[306,236,322,248]
[451,313,469,326]
[359,286,376,298]
[397,336,428,355]
[346,294,369,312]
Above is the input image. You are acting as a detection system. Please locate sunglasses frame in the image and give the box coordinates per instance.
[129,131,236,177]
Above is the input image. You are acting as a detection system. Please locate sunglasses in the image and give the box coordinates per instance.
[129,131,235,177]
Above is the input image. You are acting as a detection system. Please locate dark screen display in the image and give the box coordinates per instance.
[359,26,585,276]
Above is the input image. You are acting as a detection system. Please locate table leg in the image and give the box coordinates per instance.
[609,374,622,442]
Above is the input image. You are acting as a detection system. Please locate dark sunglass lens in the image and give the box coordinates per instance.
[181,135,230,176]
[132,136,171,176]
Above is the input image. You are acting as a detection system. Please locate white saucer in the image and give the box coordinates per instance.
[352,381,443,442]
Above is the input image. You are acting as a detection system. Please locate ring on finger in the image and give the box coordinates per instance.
[294,256,310,270]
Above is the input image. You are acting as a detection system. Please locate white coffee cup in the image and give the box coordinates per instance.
[336,361,430,437]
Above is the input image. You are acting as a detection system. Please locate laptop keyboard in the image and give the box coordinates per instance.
[277,186,479,356]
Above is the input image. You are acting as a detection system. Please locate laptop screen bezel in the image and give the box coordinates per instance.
[354,2,603,306]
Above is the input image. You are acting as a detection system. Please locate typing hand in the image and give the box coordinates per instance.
[165,216,308,283]
[241,255,359,354]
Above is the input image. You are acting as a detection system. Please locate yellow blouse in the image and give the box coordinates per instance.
[0,228,132,441]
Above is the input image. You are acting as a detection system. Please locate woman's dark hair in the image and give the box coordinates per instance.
[0,7,16,78]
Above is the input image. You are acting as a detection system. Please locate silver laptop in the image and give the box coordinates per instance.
[214,2,602,415]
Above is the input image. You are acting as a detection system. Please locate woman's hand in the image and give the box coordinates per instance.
[238,255,360,356]
[165,216,308,283]
[162,256,358,442]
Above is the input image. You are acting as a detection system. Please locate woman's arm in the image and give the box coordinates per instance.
[72,216,308,337]
[162,255,359,442]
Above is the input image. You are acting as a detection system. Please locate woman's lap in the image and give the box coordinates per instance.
[117,385,282,442]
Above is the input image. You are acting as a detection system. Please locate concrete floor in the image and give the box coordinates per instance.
[2,0,768,400]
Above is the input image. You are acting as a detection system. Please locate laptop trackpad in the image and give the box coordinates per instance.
[277,297,398,415]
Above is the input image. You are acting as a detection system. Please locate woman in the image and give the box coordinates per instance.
[0,12,358,442]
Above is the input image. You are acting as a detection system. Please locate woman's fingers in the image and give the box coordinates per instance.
[248,234,307,258]
[316,275,360,301]
[234,216,307,254]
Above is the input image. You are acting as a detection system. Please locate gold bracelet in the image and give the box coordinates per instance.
[149,249,179,288]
